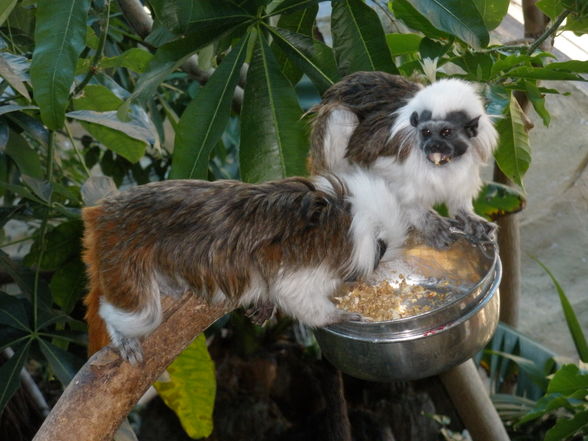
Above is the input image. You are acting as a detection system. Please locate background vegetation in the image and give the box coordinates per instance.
[0,0,587,439]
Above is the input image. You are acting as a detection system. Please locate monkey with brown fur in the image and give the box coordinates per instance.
[83,169,407,363]
[309,71,499,250]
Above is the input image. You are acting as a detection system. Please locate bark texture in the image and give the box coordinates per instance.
[32,295,230,441]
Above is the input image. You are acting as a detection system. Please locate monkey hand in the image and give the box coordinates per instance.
[452,211,497,245]
[245,301,277,326]
[419,210,461,249]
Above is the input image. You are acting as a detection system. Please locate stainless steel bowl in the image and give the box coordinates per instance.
[315,237,501,381]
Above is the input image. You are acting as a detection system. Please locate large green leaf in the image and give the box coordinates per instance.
[266,0,319,17]
[534,261,588,362]
[38,339,84,386]
[240,35,308,182]
[5,131,44,179]
[390,0,452,41]
[23,220,83,271]
[67,110,155,159]
[405,0,489,48]
[0,54,30,101]
[494,94,531,188]
[547,364,588,395]
[271,4,318,86]
[73,85,148,163]
[154,335,216,439]
[0,292,31,332]
[149,0,252,35]
[267,26,340,94]
[0,0,17,27]
[170,35,249,180]
[331,0,398,75]
[544,410,588,441]
[0,341,31,414]
[30,0,91,129]
[127,21,249,106]
[50,259,87,315]
[473,182,526,221]
[473,0,510,30]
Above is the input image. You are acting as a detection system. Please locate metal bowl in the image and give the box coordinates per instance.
[315,236,501,381]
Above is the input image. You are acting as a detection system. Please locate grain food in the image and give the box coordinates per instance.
[335,277,449,322]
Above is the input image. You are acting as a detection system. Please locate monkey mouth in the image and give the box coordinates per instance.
[427,152,452,166]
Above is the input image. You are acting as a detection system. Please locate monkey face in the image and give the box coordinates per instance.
[410,110,481,166]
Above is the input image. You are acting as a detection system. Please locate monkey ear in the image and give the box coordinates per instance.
[410,111,419,127]
[465,115,481,137]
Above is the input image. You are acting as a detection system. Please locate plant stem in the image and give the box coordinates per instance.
[527,10,571,55]
[33,131,55,330]
[64,121,92,178]
[74,0,112,95]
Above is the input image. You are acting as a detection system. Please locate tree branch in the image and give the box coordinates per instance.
[32,295,231,441]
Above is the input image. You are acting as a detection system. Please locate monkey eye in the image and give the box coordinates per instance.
[421,128,432,137]
[440,128,452,137]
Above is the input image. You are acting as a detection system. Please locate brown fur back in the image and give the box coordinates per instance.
[309,71,422,171]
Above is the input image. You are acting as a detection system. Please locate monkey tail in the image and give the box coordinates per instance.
[81,205,111,356]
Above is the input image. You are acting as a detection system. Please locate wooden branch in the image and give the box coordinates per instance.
[440,360,510,441]
[32,295,231,441]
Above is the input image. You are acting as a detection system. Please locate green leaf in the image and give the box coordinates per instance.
[547,365,588,394]
[0,105,39,116]
[266,0,319,17]
[128,21,249,106]
[0,250,34,298]
[494,94,531,188]
[391,0,452,40]
[30,0,91,129]
[332,0,398,75]
[490,54,533,79]
[149,0,251,35]
[21,175,53,203]
[0,341,31,414]
[5,131,44,179]
[473,182,526,221]
[271,4,318,86]
[534,261,588,363]
[0,54,30,101]
[0,0,17,27]
[473,0,510,30]
[405,0,490,48]
[23,220,83,271]
[386,33,423,56]
[72,85,148,162]
[38,339,84,386]
[66,110,154,162]
[524,81,551,127]
[536,0,566,20]
[518,393,576,425]
[267,26,340,94]
[50,259,87,315]
[154,335,216,439]
[0,292,31,332]
[240,35,308,182]
[77,48,153,75]
[486,350,549,390]
[544,410,588,441]
[170,35,249,180]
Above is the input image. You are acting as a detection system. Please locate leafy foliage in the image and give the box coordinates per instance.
[1,0,588,438]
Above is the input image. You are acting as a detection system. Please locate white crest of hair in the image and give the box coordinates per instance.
[391,78,498,161]
[321,106,359,171]
[316,168,408,275]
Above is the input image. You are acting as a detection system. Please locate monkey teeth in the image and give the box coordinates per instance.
[428,152,450,166]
